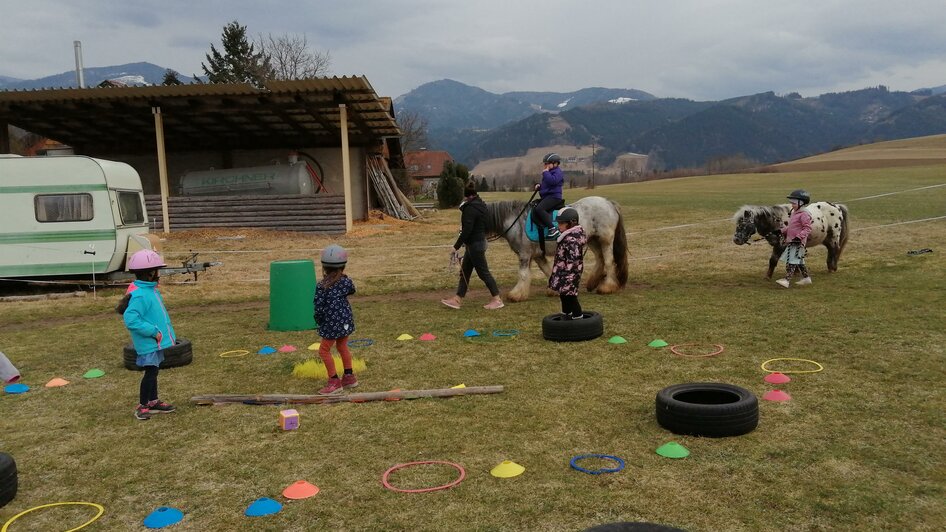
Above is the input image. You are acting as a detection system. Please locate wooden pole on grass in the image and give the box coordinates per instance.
[191,385,504,406]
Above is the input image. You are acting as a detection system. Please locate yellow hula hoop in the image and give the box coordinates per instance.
[1,501,105,532]
[761,357,824,374]
[219,350,250,358]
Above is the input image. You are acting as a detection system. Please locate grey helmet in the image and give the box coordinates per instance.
[320,244,348,267]
[787,189,810,205]
[557,207,579,224]
[542,153,561,165]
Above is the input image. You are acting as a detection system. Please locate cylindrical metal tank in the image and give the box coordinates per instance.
[179,162,314,196]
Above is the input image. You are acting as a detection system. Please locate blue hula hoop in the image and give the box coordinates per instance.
[492,329,519,337]
[347,338,374,348]
[570,454,625,475]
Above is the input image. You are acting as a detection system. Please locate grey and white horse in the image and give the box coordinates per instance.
[732,202,850,278]
[484,196,629,301]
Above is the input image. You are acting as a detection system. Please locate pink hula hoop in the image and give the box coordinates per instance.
[381,460,466,493]
[670,343,725,358]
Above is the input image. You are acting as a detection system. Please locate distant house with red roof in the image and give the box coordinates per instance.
[404,149,453,191]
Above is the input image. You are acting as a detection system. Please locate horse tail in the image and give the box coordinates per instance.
[612,204,629,288]
[837,203,850,258]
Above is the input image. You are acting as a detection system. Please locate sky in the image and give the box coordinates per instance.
[1,0,945,100]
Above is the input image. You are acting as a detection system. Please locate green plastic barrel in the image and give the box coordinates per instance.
[268,259,317,331]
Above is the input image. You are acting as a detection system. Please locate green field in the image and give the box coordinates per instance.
[1,165,944,531]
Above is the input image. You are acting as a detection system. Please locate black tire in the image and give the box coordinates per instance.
[655,382,758,438]
[542,311,604,342]
[123,338,193,371]
[0,452,17,508]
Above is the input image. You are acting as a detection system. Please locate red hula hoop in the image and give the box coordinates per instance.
[381,460,466,493]
[670,343,725,358]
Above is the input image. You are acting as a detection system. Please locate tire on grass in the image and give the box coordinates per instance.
[542,311,604,342]
[123,338,193,371]
[655,382,758,438]
[0,452,17,509]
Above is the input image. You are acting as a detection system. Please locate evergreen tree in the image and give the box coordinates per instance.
[162,69,183,86]
[436,161,465,208]
[477,176,489,192]
[201,20,272,86]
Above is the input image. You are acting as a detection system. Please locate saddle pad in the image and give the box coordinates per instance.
[526,206,560,242]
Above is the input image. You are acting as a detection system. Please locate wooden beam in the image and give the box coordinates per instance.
[191,385,505,405]
[0,121,9,153]
[340,103,352,232]
[152,106,171,233]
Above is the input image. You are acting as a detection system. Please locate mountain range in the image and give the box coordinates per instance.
[0,62,196,90]
[4,62,945,170]
[395,80,946,170]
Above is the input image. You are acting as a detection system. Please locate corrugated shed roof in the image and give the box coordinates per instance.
[0,77,400,151]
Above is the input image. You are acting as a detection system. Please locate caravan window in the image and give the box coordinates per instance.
[34,194,94,222]
[117,191,144,224]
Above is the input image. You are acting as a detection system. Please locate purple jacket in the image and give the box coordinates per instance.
[539,166,564,199]
[549,225,586,296]
[782,209,812,243]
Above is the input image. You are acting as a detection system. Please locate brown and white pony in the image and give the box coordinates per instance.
[732,202,849,278]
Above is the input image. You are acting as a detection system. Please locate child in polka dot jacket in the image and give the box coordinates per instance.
[313,244,358,395]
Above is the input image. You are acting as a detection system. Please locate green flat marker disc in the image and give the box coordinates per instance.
[83,368,105,379]
[648,339,669,348]
[608,336,628,344]
[656,441,689,458]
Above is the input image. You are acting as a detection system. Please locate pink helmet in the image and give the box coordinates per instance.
[128,249,167,271]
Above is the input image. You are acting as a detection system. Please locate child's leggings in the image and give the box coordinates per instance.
[318,337,352,378]
[560,294,582,317]
[785,263,810,280]
[139,366,159,405]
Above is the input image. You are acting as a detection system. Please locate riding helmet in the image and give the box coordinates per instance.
[786,189,810,205]
[542,153,562,165]
[557,207,579,224]
[320,244,348,267]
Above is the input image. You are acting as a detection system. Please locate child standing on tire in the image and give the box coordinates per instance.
[549,207,587,318]
[121,249,177,420]
[776,189,813,288]
[314,244,358,395]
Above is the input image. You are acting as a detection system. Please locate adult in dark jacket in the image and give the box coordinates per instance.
[441,183,504,310]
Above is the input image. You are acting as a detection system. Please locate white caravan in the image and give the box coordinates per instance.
[0,155,153,278]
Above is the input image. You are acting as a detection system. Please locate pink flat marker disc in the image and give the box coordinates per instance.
[763,390,792,402]
[764,372,791,384]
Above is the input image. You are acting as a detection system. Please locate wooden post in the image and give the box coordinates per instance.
[0,122,10,154]
[152,106,171,234]
[339,103,353,232]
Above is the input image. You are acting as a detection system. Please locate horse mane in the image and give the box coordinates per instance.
[484,200,527,235]
[733,204,789,223]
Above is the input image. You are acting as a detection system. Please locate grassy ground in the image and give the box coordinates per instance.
[1,165,944,531]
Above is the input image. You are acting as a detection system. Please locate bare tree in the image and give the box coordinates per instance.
[256,33,331,80]
[397,110,429,153]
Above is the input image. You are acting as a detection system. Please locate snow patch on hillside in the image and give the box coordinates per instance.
[608,97,636,104]
[557,98,572,108]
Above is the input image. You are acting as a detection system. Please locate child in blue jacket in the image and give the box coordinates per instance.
[121,250,177,420]
[533,153,565,239]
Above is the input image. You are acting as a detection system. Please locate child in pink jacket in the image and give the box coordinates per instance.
[776,190,813,288]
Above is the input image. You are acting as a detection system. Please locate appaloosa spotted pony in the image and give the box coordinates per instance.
[733,202,849,278]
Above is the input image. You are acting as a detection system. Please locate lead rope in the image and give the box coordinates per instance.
[488,190,538,242]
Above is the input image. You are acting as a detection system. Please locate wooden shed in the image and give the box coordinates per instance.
[0,77,407,234]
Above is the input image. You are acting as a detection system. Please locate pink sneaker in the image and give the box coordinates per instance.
[319,377,344,395]
[341,373,358,389]
[441,297,461,309]
[483,299,504,310]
